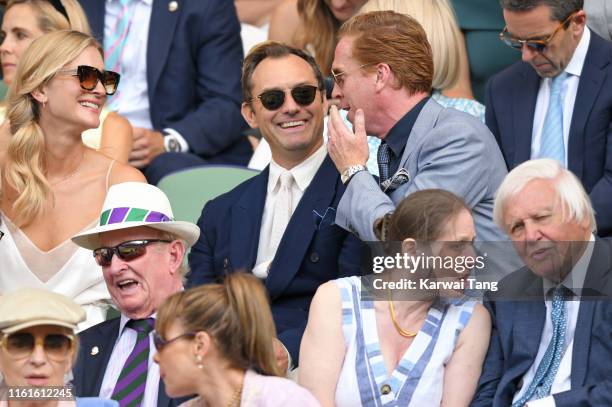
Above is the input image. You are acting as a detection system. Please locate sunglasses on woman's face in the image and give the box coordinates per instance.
[57,65,120,95]
[93,239,172,267]
[250,85,319,111]
[152,331,196,352]
[1,332,74,361]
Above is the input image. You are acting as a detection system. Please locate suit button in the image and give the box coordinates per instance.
[381,384,391,395]
[309,252,320,263]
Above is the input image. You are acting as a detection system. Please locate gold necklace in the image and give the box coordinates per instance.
[226,383,243,407]
[388,298,417,338]
[49,150,85,186]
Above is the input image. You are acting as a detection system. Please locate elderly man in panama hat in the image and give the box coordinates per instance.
[70,182,200,407]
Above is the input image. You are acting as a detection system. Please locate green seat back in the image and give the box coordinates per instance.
[157,165,259,224]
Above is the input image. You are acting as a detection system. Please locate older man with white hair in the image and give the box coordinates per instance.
[70,182,200,407]
[472,159,612,407]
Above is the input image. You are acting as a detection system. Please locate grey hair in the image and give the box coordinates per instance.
[499,0,583,21]
[494,159,596,233]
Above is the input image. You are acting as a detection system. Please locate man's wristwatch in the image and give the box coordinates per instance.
[164,134,181,152]
[341,165,367,185]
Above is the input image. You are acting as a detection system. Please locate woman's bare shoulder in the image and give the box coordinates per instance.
[268,0,302,45]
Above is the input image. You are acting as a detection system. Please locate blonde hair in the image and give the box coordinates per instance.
[6,0,91,35]
[4,30,102,226]
[296,0,342,75]
[359,0,461,90]
[156,273,280,376]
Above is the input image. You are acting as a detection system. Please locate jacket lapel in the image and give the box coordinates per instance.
[512,66,540,166]
[571,238,611,386]
[83,319,121,396]
[265,156,338,299]
[80,0,105,42]
[147,0,181,101]
[229,170,268,271]
[509,275,546,382]
[567,34,609,179]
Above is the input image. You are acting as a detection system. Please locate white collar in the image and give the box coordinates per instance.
[268,143,327,193]
[563,27,591,78]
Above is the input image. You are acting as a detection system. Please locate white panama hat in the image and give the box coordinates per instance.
[72,182,200,250]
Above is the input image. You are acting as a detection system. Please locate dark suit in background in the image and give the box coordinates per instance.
[486,31,612,235]
[80,0,251,183]
[187,156,363,363]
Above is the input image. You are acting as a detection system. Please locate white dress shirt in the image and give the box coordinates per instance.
[98,313,159,407]
[252,144,327,279]
[531,28,591,166]
[104,0,188,152]
[513,235,595,407]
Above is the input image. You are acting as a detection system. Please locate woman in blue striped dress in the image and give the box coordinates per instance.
[299,189,491,407]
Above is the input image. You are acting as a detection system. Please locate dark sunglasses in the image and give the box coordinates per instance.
[57,65,120,95]
[250,85,319,111]
[153,331,196,351]
[1,332,75,361]
[93,239,172,267]
[499,11,577,52]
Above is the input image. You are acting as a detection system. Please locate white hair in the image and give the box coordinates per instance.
[494,159,596,233]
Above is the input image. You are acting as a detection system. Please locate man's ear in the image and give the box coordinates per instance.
[241,101,259,129]
[168,240,186,275]
[375,63,393,92]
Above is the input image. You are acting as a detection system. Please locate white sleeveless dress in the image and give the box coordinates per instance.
[334,276,477,407]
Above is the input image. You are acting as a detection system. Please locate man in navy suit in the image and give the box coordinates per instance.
[471,159,612,407]
[71,182,201,406]
[485,0,612,236]
[79,0,251,184]
[187,42,363,372]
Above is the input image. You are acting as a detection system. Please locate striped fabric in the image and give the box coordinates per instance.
[104,0,135,109]
[335,277,476,407]
[100,208,172,226]
[111,318,155,407]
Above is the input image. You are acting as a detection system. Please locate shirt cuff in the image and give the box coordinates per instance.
[163,128,189,153]
[279,340,293,372]
[526,396,556,407]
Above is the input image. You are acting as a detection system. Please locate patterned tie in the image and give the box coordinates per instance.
[111,318,155,407]
[377,142,392,185]
[537,72,568,165]
[105,0,135,109]
[512,286,568,407]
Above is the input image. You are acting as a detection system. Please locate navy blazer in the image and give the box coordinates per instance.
[80,0,250,163]
[485,31,612,236]
[73,318,181,407]
[471,238,612,407]
[187,155,364,363]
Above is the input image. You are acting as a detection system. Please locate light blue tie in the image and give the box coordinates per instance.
[105,0,135,109]
[537,72,568,165]
[512,286,568,407]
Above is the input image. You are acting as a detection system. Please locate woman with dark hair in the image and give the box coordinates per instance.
[299,189,491,407]
[154,273,320,407]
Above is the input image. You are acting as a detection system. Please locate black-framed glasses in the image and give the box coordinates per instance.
[93,239,172,267]
[330,63,376,88]
[1,332,75,361]
[499,11,578,52]
[56,65,120,95]
[153,331,196,351]
[250,85,319,111]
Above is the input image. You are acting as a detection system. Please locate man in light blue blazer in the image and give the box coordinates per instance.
[327,11,508,246]
[472,159,612,407]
